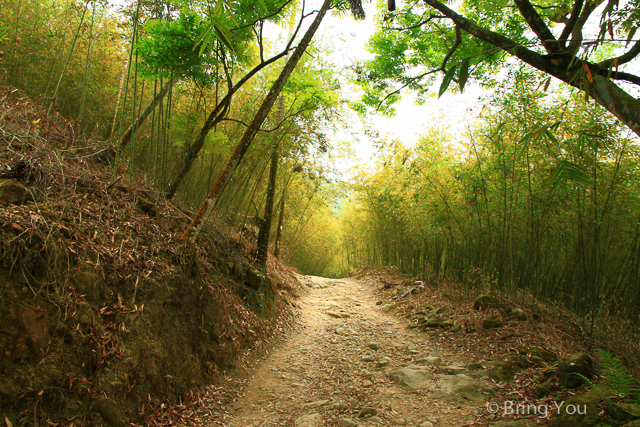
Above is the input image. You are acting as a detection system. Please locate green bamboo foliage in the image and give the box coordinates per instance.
[343,70,640,327]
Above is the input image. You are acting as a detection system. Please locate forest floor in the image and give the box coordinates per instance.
[153,273,614,427]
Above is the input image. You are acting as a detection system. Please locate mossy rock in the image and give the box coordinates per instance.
[529,347,558,362]
[558,353,594,388]
[0,179,32,204]
[489,361,521,383]
[533,384,550,398]
[509,354,531,369]
[421,318,453,329]
[549,387,620,427]
[474,294,501,310]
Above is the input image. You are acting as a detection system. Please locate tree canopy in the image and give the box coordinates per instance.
[355,0,640,137]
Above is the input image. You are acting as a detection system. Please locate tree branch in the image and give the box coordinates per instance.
[514,0,561,53]
[441,24,462,71]
[567,0,604,53]
[559,0,583,47]
[596,38,640,69]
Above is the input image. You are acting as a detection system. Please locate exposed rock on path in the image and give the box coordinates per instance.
[208,276,494,426]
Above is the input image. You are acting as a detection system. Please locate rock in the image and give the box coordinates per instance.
[605,402,636,423]
[0,179,32,204]
[511,308,527,321]
[489,362,521,383]
[389,365,432,390]
[422,319,453,328]
[358,407,377,417]
[338,419,358,427]
[508,354,531,369]
[473,294,501,310]
[368,342,379,350]
[335,327,358,336]
[92,397,125,427]
[369,416,383,423]
[362,355,377,362]
[326,310,350,318]
[549,388,606,426]
[331,402,349,411]
[376,358,390,368]
[482,318,503,329]
[418,356,442,365]
[420,422,434,427]
[558,353,594,388]
[528,347,558,362]
[304,399,329,408]
[436,374,476,393]
[467,362,483,371]
[295,413,322,427]
[533,384,550,397]
[442,365,466,375]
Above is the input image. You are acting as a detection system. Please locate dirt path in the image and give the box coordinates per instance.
[202,275,493,427]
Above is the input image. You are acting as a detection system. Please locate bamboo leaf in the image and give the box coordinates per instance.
[438,65,458,98]
[458,59,470,92]
[543,77,551,92]
[627,27,637,47]
[517,132,533,156]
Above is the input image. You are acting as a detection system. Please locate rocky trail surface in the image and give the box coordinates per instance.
[188,276,498,427]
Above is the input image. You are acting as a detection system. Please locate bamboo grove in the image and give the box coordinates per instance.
[0,0,354,270]
[342,69,640,330]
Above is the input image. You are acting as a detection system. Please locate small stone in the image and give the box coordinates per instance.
[79,314,91,325]
[511,308,527,321]
[418,356,442,365]
[362,355,377,362]
[442,365,466,375]
[420,422,434,427]
[467,362,483,371]
[369,416,383,423]
[376,358,390,368]
[338,419,358,427]
[327,310,350,318]
[358,407,378,418]
[368,342,379,350]
[295,413,322,427]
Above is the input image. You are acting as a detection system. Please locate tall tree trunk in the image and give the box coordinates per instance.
[119,78,174,151]
[256,144,279,267]
[181,0,332,242]
[274,187,286,259]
